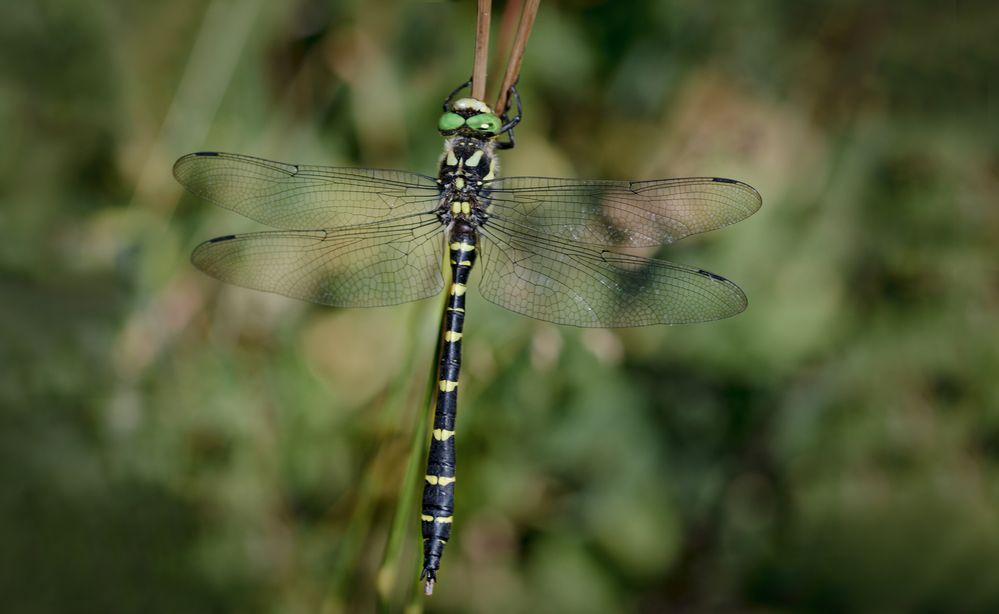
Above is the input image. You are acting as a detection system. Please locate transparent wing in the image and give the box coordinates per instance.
[174,151,441,230]
[484,176,761,248]
[191,219,445,307]
[477,218,747,327]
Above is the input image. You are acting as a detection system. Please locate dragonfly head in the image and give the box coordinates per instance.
[438,98,502,139]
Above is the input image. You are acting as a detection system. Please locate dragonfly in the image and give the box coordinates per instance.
[174,79,761,594]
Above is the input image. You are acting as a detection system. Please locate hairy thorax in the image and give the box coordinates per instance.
[436,137,498,227]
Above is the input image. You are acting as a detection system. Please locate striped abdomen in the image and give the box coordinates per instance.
[420,221,477,592]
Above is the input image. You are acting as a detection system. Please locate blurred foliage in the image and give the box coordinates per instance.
[1,0,998,612]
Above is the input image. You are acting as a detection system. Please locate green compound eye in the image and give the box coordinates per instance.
[438,112,465,132]
[466,113,501,134]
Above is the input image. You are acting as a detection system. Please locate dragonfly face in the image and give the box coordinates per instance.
[437,97,503,138]
[174,80,761,595]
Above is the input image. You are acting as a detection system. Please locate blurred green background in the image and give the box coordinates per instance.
[2,0,998,612]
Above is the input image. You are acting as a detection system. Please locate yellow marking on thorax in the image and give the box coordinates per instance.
[432,428,455,440]
[460,202,471,215]
[439,379,459,392]
[449,242,475,252]
[451,202,461,215]
[446,150,458,166]
[455,176,465,189]
[425,475,457,486]
[444,331,463,342]
[449,283,467,296]
[483,158,496,181]
[465,149,484,167]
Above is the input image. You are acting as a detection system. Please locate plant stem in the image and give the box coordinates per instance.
[472,0,492,101]
[495,0,540,113]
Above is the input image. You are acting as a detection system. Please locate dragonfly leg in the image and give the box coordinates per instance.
[496,82,522,150]
[499,82,522,132]
[495,130,516,150]
[444,76,473,111]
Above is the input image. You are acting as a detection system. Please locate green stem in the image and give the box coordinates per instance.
[321,298,440,611]
[376,291,447,610]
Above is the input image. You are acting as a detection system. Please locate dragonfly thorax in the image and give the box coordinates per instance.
[436,136,497,226]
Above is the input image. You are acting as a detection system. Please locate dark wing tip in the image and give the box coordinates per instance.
[694,267,749,320]
[190,235,239,272]
[172,151,226,185]
[190,236,222,268]
[697,268,728,282]
[712,177,763,212]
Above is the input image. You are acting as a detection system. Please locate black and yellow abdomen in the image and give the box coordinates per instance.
[420,221,478,590]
